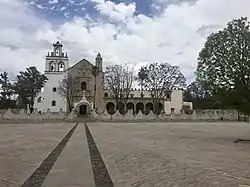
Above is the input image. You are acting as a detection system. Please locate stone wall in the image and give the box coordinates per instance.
[0,108,240,123]
[97,109,239,122]
[0,109,239,123]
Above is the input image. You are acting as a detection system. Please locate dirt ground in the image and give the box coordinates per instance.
[0,122,250,187]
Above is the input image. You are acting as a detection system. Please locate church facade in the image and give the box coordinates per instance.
[34,41,192,115]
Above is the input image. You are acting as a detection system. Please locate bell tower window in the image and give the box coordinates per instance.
[49,61,56,71]
[56,48,59,56]
[58,62,65,71]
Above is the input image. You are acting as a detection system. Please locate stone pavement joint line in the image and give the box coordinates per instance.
[20,122,79,187]
[85,123,114,187]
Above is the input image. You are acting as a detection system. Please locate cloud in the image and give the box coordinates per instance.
[48,0,58,4]
[0,0,250,84]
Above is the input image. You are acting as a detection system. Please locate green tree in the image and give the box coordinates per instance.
[196,17,250,114]
[137,62,186,114]
[0,71,16,109]
[0,72,13,100]
[183,81,217,109]
[13,66,47,112]
[91,66,100,110]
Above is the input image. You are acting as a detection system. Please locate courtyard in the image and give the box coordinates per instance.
[0,122,250,187]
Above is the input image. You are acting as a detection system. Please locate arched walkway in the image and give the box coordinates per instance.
[106,102,115,115]
[126,102,134,114]
[135,102,144,114]
[116,102,125,114]
[155,102,164,114]
[145,103,153,114]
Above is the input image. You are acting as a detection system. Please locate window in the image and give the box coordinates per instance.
[37,97,43,103]
[81,82,86,90]
[171,108,175,113]
[166,93,171,99]
[49,61,55,71]
[51,100,56,106]
[56,49,59,56]
[52,87,57,92]
[82,71,85,76]
[130,94,134,98]
[58,62,65,71]
[104,92,108,97]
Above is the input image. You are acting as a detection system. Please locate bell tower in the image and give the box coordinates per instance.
[45,41,69,72]
[95,52,103,71]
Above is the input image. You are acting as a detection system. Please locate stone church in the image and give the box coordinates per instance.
[34,41,192,116]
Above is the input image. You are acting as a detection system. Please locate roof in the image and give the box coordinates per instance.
[67,58,94,70]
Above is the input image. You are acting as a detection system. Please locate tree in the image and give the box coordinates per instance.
[184,81,216,109]
[13,66,47,112]
[58,73,79,113]
[0,72,13,100]
[104,64,134,113]
[91,66,100,110]
[196,17,250,114]
[0,71,16,109]
[137,62,186,114]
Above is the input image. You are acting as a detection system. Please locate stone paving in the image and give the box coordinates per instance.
[0,122,250,187]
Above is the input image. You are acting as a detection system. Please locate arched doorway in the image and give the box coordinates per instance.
[79,104,87,115]
[74,101,92,117]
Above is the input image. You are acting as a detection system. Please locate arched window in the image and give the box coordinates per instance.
[37,97,44,103]
[104,92,108,97]
[52,87,57,92]
[81,82,86,90]
[55,48,59,56]
[58,62,65,71]
[51,100,56,106]
[49,61,55,71]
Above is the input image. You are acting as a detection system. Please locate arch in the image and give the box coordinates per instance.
[49,61,56,71]
[135,102,144,114]
[106,102,115,115]
[55,48,60,56]
[126,102,134,114]
[145,103,153,114]
[58,61,65,71]
[37,97,44,103]
[52,87,57,92]
[75,101,92,116]
[81,81,87,90]
[116,102,125,114]
[51,100,56,106]
[155,102,164,114]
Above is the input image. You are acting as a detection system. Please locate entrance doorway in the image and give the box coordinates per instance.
[79,105,87,115]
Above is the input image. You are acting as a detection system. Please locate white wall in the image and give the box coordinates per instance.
[164,90,183,114]
[34,72,67,113]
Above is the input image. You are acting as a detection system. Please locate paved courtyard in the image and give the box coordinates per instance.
[0,122,250,187]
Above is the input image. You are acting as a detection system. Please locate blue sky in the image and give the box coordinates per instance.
[0,0,249,82]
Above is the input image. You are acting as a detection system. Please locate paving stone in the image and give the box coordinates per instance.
[87,122,250,187]
[41,123,95,187]
[0,123,75,187]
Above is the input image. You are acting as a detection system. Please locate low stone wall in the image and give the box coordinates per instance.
[0,108,241,124]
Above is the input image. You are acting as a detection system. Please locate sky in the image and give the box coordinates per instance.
[0,0,249,82]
